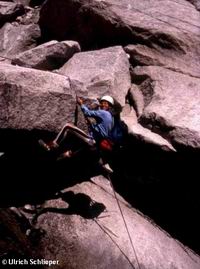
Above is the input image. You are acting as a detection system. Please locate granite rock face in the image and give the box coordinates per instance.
[131,66,200,150]
[0,64,75,132]
[12,40,81,70]
[39,0,200,77]
[59,46,131,105]
[124,43,200,77]
[0,22,41,58]
[34,177,200,269]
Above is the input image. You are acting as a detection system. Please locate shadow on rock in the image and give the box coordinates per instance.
[0,129,101,208]
[32,191,106,224]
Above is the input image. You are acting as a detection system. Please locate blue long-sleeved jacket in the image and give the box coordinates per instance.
[81,104,113,141]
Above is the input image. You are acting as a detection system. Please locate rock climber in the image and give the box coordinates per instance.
[39,95,115,165]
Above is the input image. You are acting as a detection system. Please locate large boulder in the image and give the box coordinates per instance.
[124,44,200,77]
[0,22,41,58]
[59,46,131,105]
[131,66,200,151]
[39,0,200,77]
[0,1,25,27]
[120,102,176,152]
[33,176,200,269]
[120,85,175,152]
[12,40,81,70]
[122,108,176,152]
[0,64,75,132]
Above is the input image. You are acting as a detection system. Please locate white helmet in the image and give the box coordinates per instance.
[100,95,114,106]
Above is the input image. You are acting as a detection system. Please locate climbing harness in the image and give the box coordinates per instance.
[99,138,114,152]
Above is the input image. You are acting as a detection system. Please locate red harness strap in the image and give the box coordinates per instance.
[99,139,114,151]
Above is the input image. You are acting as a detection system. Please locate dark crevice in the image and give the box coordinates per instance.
[29,0,46,8]
[130,74,155,107]
[109,135,200,255]
[138,113,175,138]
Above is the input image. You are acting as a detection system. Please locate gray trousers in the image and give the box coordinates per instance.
[53,123,94,147]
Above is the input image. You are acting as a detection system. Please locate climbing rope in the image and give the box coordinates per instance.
[107,173,141,269]
[94,219,136,269]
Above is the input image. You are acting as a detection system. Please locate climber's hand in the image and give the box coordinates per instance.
[77,97,83,105]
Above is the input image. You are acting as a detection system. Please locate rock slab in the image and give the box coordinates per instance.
[12,40,81,70]
[0,64,75,132]
[59,46,131,105]
[34,177,200,269]
[132,66,200,150]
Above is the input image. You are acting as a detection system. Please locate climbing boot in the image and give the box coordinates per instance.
[57,150,73,161]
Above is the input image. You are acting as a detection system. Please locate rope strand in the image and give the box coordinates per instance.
[94,219,136,269]
[107,173,141,269]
